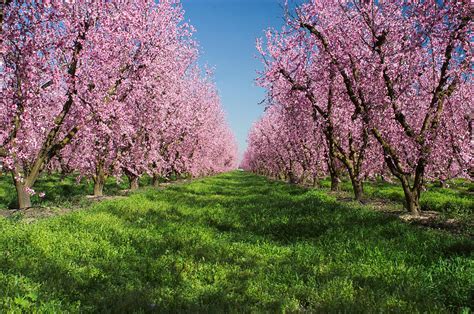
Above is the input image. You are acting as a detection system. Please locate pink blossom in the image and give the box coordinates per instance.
[1,0,238,207]
[244,1,472,214]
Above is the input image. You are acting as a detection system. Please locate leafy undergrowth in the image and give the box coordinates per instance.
[0,171,473,312]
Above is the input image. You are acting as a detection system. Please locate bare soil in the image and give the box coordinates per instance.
[0,206,78,224]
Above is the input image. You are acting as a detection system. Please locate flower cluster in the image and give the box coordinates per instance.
[1,0,237,207]
[243,1,472,214]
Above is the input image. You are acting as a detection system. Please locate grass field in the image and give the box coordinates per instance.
[0,171,473,312]
[0,173,153,210]
[319,178,473,218]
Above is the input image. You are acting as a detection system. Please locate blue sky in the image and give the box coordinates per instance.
[181,0,287,157]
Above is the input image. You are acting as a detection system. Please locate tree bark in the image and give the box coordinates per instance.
[279,172,286,181]
[327,147,341,191]
[92,160,107,197]
[14,179,31,209]
[128,174,139,191]
[349,175,364,201]
[288,171,297,184]
[11,168,32,209]
[400,177,421,216]
[93,180,104,197]
[152,174,160,187]
[330,171,340,191]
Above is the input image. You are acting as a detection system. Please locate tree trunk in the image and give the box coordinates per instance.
[288,171,297,184]
[312,174,320,188]
[400,178,421,216]
[404,189,421,216]
[11,170,33,209]
[129,175,139,191]
[152,174,160,187]
[94,179,105,196]
[328,155,341,191]
[14,179,32,209]
[93,161,106,197]
[349,173,364,201]
[327,127,341,192]
[330,172,340,191]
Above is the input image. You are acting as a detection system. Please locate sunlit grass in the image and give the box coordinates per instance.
[0,171,473,312]
[319,177,473,218]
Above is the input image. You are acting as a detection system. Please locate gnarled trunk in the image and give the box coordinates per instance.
[401,179,422,216]
[14,179,32,209]
[349,175,364,201]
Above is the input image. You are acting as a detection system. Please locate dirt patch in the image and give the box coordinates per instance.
[85,195,127,201]
[159,178,192,187]
[398,211,472,236]
[1,195,128,223]
[0,206,78,223]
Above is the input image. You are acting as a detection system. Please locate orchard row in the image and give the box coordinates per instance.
[1,1,238,208]
[242,1,472,215]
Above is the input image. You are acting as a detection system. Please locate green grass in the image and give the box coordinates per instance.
[0,171,473,312]
[320,177,474,218]
[0,173,150,209]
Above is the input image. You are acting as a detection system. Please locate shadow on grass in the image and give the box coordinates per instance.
[324,176,474,215]
[0,171,472,312]
[0,174,133,209]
